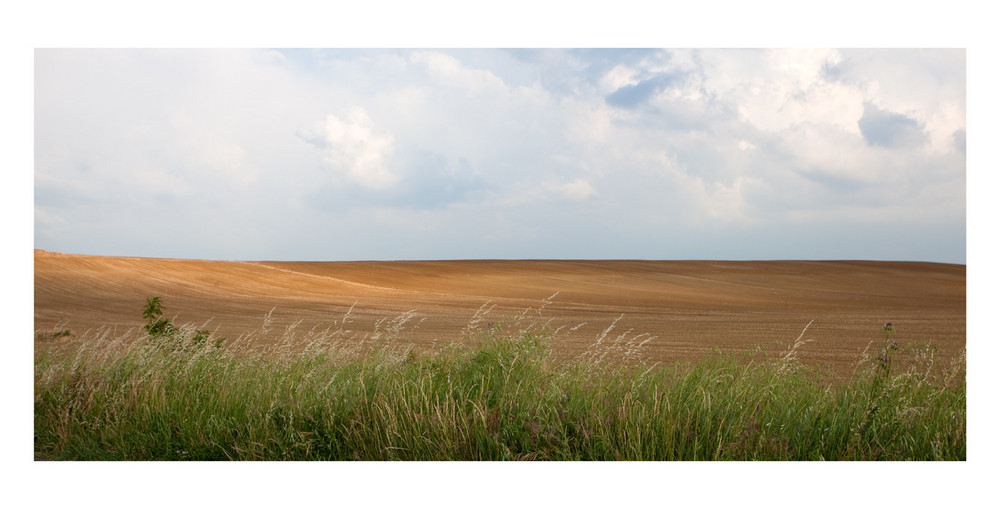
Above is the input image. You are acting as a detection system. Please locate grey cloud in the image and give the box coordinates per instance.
[306,149,489,212]
[568,49,664,74]
[606,73,682,109]
[857,102,927,148]
[506,48,659,71]
[952,129,966,154]
[296,127,327,148]
[794,168,867,194]
[393,151,489,209]
[501,49,668,98]
[642,93,736,132]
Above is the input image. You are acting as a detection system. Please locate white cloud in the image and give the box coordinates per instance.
[409,50,508,96]
[301,108,397,189]
[827,49,966,156]
[33,49,965,263]
[698,176,760,222]
[546,178,598,201]
[599,64,640,94]
[699,49,863,134]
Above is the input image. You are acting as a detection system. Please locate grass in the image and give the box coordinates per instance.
[34,305,966,461]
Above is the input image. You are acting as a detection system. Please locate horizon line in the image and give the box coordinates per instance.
[33,249,967,266]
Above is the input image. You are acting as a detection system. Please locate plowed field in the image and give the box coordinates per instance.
[34,250,966,378]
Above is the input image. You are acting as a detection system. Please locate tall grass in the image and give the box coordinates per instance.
[34,307,965,461]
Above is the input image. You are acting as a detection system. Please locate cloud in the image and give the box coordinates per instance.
[409,51,508,96]
[857,102,927,148]
[605,73,682,109]
[341,150,489,211]
[299,108,397,189]
[697,49,862,134]
[395,153,488,208]
[546,178,598,201]
[826,49,964,154]
[33,49,965,263]
[952,129,966,154]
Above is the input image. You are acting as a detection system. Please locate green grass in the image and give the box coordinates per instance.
[34,314,965,461]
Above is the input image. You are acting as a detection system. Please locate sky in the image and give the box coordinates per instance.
[34,48,966,263]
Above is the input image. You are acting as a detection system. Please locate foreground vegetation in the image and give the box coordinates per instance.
[34,301,965,460]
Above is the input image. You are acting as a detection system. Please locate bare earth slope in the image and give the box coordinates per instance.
[34,250,965,377]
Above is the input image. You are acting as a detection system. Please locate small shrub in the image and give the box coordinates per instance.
[142,297,225,352]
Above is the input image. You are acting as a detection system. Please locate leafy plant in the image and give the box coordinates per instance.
[142,297,176,338]
[142,297,224,351]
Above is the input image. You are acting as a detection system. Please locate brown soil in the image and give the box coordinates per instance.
[34,250,966,378]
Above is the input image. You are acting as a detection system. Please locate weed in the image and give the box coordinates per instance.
[33,302,965,461]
